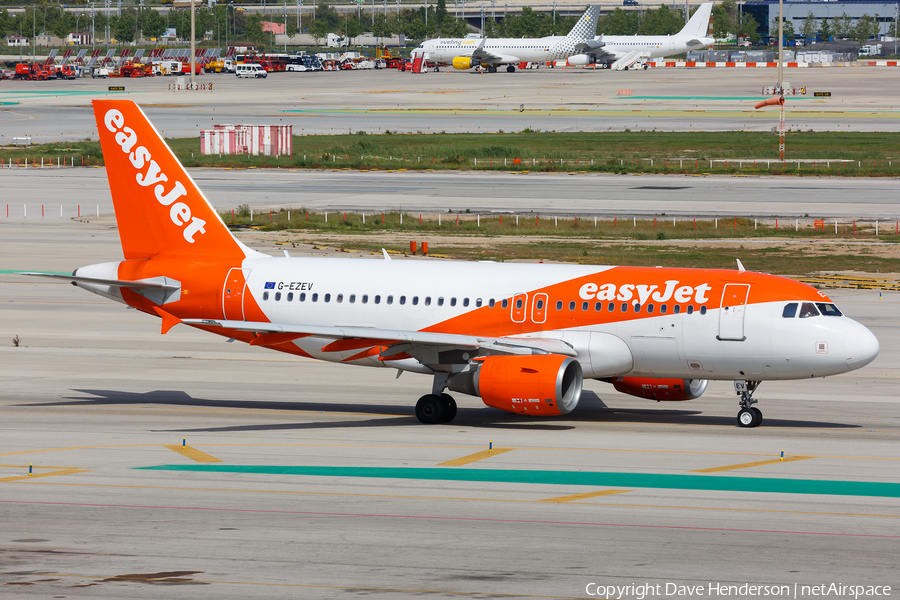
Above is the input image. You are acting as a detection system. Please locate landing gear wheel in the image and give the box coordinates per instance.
[415,394,444,424]
[750,407,763,426]
[506,65,516,73]
[439,394,457,423]
[737,409,755,428]
[489,66,497,73]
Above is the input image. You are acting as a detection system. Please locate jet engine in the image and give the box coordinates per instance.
[452,57,475,70]
[566,53,596,66]
[448,354,583,416]
[611,377,708,401]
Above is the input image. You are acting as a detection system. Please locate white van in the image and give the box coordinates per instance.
[235,63,267,78]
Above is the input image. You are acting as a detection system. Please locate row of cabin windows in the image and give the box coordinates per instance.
[262,291,512,309]
[556,299,706,315]
[261,291,705,315]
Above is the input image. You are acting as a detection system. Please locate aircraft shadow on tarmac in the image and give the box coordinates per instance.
[30,389,862,431]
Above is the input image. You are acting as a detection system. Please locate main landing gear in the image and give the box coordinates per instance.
[735,380,762,427]
[415,393,457,424]
[415,373,458,424]
[506,65,516,73]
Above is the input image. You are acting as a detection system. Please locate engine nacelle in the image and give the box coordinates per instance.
[448,354,583,416]
[452,56,475,70]
[567,54,596,66]
[611,377,708,401]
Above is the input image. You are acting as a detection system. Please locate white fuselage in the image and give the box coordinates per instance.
[219,257,877,382]
[594,33,716,61]
[418,36,578,65]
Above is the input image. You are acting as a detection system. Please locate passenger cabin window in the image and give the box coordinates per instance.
[361,295,368,304]
[475,298,483,308]
[275,292,281,301]
[647,304,654,314]
[374,295,381,304]
[595,302,602,312]
[324,293,331,303]
[438,297,444,306]
[799,302,819,318]
[451,298,457,307]
[336,294,343,303]
[312,293,318,302]
[463,298,470,307]
[300,292,306,301]
[687,305,694,314]
[502,299,509,309]
[387,295,394,305]
[488,299,495,308]
[412,296,418,306]
[349,294,356,303]
[582,302,588,311]
[556,301,563,310]
[660,304,667,314]
[425,297,432,306]
[515,298,523,309]
[817,303,842,317]
[700,306,707,315]
[569,301,576,311]
[673,305,680,314]
[287,292,294,301]
[400,296,407,305]
[263,291,270,301]
[608,302,615,312]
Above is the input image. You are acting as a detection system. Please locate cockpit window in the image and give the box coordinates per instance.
[799,302,820,318]
[782,303,798,318]
[816,303,842,317]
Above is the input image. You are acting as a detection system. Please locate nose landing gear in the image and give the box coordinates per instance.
[735,380,762,427]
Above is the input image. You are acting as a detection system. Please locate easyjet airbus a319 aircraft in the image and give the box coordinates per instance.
[27,100,880,427]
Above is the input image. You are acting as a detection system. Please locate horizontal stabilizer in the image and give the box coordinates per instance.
[19,272,179,289]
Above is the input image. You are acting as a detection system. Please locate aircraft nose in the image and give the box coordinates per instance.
[846,323,880,369]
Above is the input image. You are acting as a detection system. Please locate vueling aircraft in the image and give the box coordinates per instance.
[413,5,603,72]
[568,3,716,70]
[25,100,879,427]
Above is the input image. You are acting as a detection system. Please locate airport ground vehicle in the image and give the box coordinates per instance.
[24,99,881,429]
[14,63,55,80]
[92,67,110,78]
[235,63,267,78]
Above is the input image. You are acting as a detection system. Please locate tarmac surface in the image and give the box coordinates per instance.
[2,219,899,598]
[1,66,899,145]
[3,167,900,220]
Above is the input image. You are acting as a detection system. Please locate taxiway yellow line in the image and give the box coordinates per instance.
[538,490,631,503]
[438,448,514,466]
[0,469,88,483]
[163,445,222,463]
[691,456,815,473]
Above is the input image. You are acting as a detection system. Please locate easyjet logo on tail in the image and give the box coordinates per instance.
[579,280,712,305]
[103,109,206,243]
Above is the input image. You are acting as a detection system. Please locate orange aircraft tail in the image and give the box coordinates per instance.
[92,99,246,262]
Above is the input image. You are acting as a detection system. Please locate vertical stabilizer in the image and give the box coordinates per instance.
[679,2,714,39]
[566,6,603,40]
[92,100,250,262]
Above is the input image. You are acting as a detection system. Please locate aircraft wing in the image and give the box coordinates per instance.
[575,39,605,52]
[182,318,577,358]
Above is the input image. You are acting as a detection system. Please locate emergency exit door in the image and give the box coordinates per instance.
[718,284,750,341]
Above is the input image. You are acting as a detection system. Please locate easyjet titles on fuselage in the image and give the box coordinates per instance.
[102,108,207,244]
[579,280,712,305]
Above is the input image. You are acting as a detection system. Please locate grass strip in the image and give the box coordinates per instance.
[1,131,898,175]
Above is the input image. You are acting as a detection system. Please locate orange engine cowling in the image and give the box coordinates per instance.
[471,354,583,416]
[611,377,708,401]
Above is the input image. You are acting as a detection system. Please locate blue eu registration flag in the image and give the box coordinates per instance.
[264,282,276,289]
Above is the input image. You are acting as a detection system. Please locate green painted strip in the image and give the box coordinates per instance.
[0,91,127,97]
[136,465,900,498]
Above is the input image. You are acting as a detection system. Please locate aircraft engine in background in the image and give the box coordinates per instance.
[452,57,475,70]
[448,354,583,416]
[566,53,596,66]
[611,377,709,401]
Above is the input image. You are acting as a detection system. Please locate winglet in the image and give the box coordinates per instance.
[154,306,183,334]
[382,248,392,261]
[736,259,746,273]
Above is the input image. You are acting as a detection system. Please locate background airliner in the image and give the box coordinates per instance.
[568,2,715,70]
[413,5,603,73]
[25,100,879,428]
